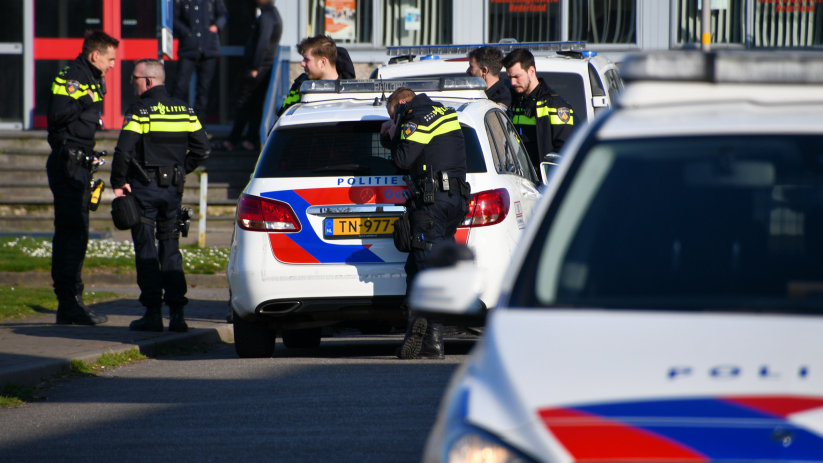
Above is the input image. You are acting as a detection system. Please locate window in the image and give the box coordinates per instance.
[569,1,637,44]
[382,0,452,46]
[488,0,562,43]
[676,0,823,48]
[513,134,823,313]
[256,121,485,178]
[308,0,374,43]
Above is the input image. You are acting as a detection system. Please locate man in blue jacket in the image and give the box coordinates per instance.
[172,0,228,121]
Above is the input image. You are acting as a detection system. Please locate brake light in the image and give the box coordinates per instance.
[236,194,301,232]
[460,188,509,228]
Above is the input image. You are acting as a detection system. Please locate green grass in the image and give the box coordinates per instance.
[1,349,148,407]
[0,236,229,274]
[0,286,120,321]
[70,348,147,375]
[0,384,37,407]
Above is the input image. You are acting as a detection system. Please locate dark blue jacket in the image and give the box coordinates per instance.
[243,3,283,73]
[174,0,228,59]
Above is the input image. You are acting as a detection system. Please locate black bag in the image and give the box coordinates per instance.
[111,194,140,230]
[392,212,411,253]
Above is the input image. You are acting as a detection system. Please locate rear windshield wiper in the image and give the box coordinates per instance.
[313,164,370,174]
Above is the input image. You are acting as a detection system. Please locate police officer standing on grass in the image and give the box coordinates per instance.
[467,46,511,109]
[171,0,228,121]
[503,48,574,169]
[380,87,471,360]
[46,30,119,326]
[110,58,210,332]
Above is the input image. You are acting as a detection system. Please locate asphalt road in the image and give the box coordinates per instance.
[0,334,476,462]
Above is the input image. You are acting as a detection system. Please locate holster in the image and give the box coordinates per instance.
[392,210,411,253]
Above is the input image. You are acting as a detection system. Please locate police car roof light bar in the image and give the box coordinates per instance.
[386,41,586,57]
[621,50,823,85]
[300,77,486,95]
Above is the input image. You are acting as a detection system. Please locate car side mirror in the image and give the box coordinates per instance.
[539,156,561,184]
[409,243,486,325]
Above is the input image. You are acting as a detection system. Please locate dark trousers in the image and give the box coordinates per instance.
[228,68,272,145]
[129,181,188,309]
[46,147,91,300]
[172,56,218,121]
[404,191,467,289]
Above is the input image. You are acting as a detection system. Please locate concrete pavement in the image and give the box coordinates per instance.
[0,272,234,389]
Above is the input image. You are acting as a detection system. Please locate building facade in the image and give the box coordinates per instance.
[2,0,821,130]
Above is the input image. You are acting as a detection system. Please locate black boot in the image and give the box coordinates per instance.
[168,306,188,333]
[56,295,108,325]
[397,316,427,359]
[129,306,163,332]
[419,322,445,360]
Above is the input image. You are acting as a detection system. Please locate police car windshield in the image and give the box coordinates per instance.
[512,134,823,314]
[256,121,487,178]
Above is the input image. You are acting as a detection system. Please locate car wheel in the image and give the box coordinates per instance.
[233,313,276,358]
[282,328,322,349]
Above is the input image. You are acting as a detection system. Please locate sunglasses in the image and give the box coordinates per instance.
[130,74,152,83]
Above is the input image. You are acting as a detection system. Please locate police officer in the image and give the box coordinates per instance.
[381,87,470,360]
[171,0,228,120]
[111,58,210,332]
[46,30,119,325]
[467,46,511,109]
[503,48,575,169]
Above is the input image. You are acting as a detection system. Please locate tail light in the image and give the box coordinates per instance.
[236,194,301,232]
[460,188,510,228]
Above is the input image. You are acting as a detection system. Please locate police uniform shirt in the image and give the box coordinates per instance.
[391,93,466,182]
[509,78,574,168]
[48,54,105,151]
[110,85,210,189]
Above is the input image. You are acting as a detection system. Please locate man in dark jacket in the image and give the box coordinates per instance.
[111,58,210,332]
[381,88,471,360]
[503,48,575,169]
[277,36,355,116]
[171,0,228,121]
[46,30,119,325]
[224,0,282,151]
[467,46,511,109]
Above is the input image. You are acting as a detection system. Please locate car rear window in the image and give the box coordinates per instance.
[513,134,823,314]
[255,121,487,178]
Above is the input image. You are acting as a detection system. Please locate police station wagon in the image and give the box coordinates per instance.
[412,51,823,462]
[227,77,541,357]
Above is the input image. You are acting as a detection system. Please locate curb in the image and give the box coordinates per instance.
[0,322,234,389]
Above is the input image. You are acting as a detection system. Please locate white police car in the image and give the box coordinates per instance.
[372,41,622,125]
[413,51,823,461]
[227,77,541,357]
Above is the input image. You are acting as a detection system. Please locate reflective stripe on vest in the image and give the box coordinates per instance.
[401,112,461,145]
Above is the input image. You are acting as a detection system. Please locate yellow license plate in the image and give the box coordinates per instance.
[324,217,398,238]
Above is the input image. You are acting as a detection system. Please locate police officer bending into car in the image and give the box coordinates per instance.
[47,30,119,326]
[381,88,471,359]
[503,48,574,169]
[110,58,210,332]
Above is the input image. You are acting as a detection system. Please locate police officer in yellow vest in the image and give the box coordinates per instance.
[110,58,210,332]
[381,87,471,360]
[503,48,575,169]
[47,30,119,325]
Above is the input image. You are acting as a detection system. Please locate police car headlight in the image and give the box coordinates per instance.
[444,426,535,463]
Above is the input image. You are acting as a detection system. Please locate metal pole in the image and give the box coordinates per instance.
[198,171,208,247]
[702,0,711,51]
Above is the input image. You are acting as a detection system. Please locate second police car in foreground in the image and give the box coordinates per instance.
[413,51,823,462]
[227,77,541,357]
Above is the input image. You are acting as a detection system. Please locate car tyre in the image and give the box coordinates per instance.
[282,328,322,349]
[233,313,276,358]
